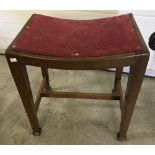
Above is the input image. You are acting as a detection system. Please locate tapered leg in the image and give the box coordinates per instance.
[112,67,123,95]
[7,58,41,135]
[41,67,51,90]
[118,55,149,141]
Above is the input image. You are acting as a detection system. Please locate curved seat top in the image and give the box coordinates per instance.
[11,13,142,58]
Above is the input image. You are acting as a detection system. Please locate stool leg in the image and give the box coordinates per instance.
[117,56,149,141]
[112,67,123,95]
[7,59,41,135]
[41,67,51,90]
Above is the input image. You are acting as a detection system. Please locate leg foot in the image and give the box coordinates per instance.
[117,132,127,141]
[32,128,42,136]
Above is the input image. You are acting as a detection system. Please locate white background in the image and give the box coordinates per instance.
[0,0,155,154]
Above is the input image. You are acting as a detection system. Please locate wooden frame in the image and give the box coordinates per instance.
[5,13,149,141]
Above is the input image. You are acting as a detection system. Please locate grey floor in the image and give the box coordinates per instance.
[0,55,155,144]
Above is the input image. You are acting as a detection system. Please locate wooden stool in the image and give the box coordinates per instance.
[5,13,149,141]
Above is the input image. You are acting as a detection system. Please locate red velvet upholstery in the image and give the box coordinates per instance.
[12,14,142,58]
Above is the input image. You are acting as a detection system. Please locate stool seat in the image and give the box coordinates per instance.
[12,14,142,58]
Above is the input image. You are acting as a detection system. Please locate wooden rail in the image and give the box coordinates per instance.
[35,78,122,112]
[41,91,120,100]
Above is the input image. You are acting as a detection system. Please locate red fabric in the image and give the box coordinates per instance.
[12,14,142,58]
